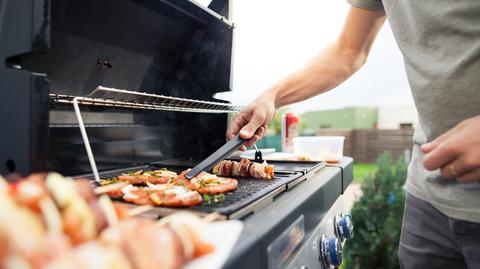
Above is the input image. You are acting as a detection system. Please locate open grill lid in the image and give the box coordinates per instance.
[0,0,236,176]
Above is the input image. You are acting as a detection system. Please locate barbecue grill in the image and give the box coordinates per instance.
[0,0,355,268]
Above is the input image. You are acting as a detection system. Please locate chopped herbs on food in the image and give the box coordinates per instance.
[203,194,211,204]
[213,194,225,203]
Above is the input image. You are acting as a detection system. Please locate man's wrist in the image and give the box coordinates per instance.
[259,88,281,109]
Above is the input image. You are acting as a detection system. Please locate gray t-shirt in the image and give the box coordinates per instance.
[348,0,480,222]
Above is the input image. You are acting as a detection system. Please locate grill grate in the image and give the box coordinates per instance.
[88,165,304,218]
[194,173,294,209]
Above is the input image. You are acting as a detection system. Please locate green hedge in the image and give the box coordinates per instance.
[343,153,407,269]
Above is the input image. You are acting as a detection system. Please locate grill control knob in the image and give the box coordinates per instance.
[319,235,342,268]
[334,213,354,241]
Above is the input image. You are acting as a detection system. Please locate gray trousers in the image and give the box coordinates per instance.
[399,193,480,269]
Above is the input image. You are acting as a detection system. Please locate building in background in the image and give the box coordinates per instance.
[300,105,417,132]
[301,107,377,133]
[377,105,418,129]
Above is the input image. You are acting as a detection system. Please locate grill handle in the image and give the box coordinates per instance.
[186,134,247,179]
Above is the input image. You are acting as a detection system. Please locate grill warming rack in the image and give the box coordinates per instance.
[50,86,243,182]
[50,86,243,113]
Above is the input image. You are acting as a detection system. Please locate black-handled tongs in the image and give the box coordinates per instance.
[185,134,248,180]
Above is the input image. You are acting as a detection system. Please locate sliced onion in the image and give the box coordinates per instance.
[94,182,129,195]
[98,195,119,227]
[39,198,63,234]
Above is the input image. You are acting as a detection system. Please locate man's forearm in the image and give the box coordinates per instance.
[266,42,367,109]
[227,7,385,142]
[260,7,386,109]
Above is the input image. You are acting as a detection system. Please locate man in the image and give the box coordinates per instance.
[227,1,480,268]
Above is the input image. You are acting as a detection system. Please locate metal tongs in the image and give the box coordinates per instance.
[185,134,248,179]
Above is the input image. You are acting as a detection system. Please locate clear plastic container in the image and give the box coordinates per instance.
[293,136,345,163]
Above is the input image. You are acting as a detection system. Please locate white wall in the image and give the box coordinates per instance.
[377,106,418,129]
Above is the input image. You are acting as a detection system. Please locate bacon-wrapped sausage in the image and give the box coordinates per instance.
[212,159,274,180]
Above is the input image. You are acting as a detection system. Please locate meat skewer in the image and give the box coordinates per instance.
[212,159,275,180]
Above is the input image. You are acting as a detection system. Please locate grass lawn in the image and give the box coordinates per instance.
[353,163,377,183]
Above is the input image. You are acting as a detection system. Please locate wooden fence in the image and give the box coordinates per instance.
[316,128,414,163]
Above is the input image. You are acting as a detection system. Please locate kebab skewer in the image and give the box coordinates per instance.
[212,159,274,180]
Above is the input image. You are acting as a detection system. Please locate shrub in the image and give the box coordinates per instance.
[342,153,407,269]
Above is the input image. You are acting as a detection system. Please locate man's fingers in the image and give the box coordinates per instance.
[256,126,267,139]
[239,112,266,139]
[226,129,237,140]
[440,157,476,178]
[244,135,261,147]
[226,112,250,140]
[420,143,435,154]
[226,121,240,140]
[458,168,480,183]
[421,125,458,153]
[423,140,460,171]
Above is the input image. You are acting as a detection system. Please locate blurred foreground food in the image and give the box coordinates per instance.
[0,173,214,269]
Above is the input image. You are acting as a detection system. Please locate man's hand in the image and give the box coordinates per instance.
[422,115,480,183]
[226,92,276,150]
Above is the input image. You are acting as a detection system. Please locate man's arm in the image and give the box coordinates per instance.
[227,7,386,147]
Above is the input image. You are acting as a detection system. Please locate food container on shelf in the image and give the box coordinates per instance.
[293,136,345,163]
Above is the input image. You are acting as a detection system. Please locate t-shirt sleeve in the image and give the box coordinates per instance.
[347,0,384,11]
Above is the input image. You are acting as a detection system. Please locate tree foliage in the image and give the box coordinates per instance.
[343,153,407,269]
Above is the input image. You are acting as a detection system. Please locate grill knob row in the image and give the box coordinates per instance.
[334,213,354,241]
[319,235,342,269]
[318,213,353,268]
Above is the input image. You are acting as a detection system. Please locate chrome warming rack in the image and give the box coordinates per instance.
[49,86,243,182]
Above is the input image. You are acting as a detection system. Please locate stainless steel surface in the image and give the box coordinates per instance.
[334,213,354,241]
[319,235,342,269]
[50,86,243,114]
[73,97,100,182]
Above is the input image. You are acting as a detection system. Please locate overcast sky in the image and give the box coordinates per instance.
[227,0,415,113]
